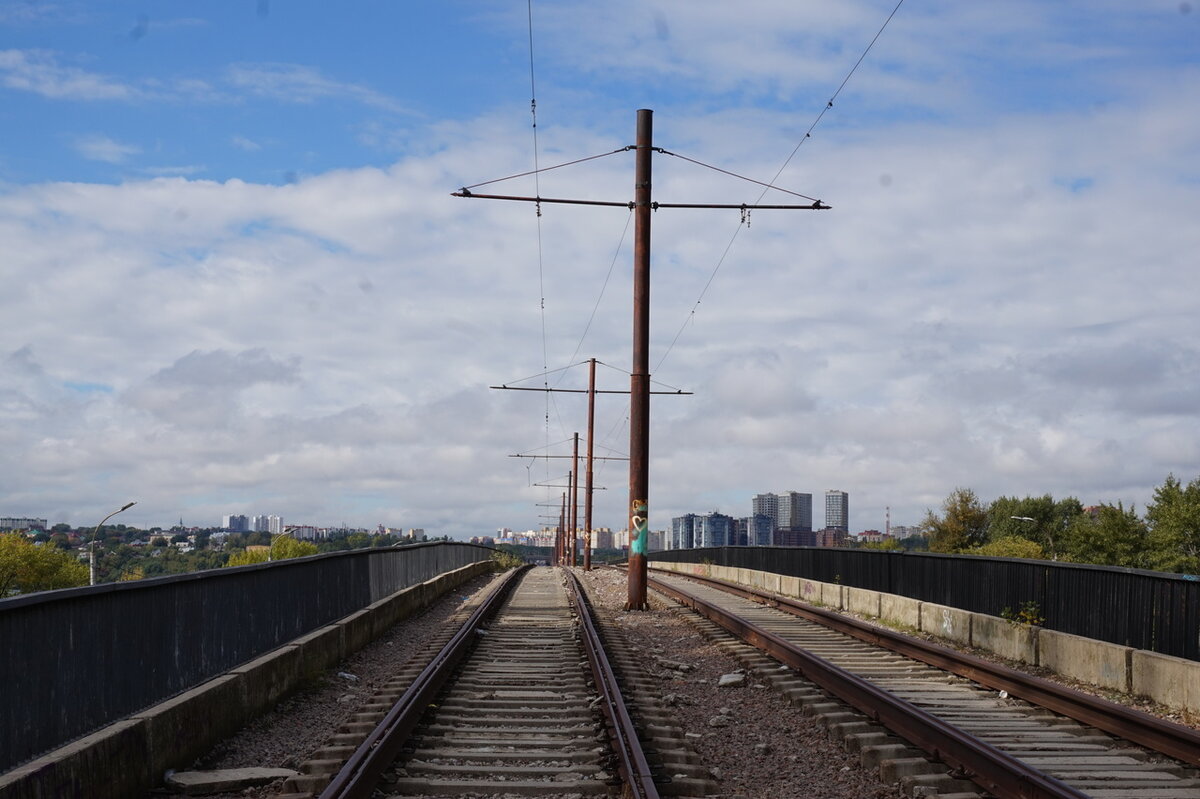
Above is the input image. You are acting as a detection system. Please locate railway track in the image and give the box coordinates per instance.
[647,568,1200,799]
[287,566,688,799]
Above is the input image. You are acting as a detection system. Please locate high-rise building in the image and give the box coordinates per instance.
[777,491,813,532]
[751,493,779,530]
[695,512,734,548]
[221,514,250,532]
[743,513,774,546]
[646,529,667,552]
[0,517,47,531]
[670,514,697,550]
[825,490,849,532]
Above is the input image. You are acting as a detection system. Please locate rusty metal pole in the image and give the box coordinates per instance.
[584,358,596,571]
[559,491,567,566]
[627,109,652,610]
[571,433,579,567]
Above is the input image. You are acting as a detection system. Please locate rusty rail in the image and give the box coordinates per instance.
[647,570,1090,799]
[565,569,660,799]
[652,568,1200,768]
[318,565,529,799]
[320,565,659,799]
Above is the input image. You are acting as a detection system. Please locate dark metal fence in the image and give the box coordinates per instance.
[0,542,493,774]
[650,547,1200,662]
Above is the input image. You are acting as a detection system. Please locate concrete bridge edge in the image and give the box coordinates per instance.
[0,560,495,799]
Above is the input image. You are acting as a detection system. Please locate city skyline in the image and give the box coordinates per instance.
[3,3,1199,538]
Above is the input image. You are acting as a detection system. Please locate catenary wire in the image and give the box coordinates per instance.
[555,210,634,386]
[526,0,553,515]
[654,0,907,374]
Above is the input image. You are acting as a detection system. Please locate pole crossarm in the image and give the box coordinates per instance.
[534,481,608,489]
[454,191,829,211]
[453,191,632,208]
[511,454,628,462]
[655,201,829,210]
[491,385,691,395]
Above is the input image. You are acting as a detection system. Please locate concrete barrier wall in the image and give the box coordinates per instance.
[846,587,882,619]
[920,602,973,647]
[1132,650,1198,711]
[650,564,1200,716]
[0,560,493,799]
[1039,629,1131,693]
[972,613,1037,665]
[880,594,921,631]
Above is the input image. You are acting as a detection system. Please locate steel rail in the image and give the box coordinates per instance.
[652,568,1200,768]
[565,570,661,799]
[647,571,1090,799]
[318,565,530,799]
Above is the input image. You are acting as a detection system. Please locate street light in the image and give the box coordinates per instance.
[268,525,297,562]
[91,501,136,586]
[1010,515,1056,560]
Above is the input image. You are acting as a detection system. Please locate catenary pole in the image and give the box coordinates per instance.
[571,432,580,567]
[627,109,652,610]
[585,358,596,571]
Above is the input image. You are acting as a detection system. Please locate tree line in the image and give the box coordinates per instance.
[921,473,1200,574]
[0,527,444,597]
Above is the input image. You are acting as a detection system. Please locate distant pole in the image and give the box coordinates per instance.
[627,108,652,610]
[559,491,567,566]
[571,433,580,567]
[585,358,596,571]
[90,501,136,586]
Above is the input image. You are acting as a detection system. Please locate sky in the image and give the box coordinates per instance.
[2,1,1199,538]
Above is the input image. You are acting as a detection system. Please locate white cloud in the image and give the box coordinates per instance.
[0,49,139,100]
[230,135,261,152]
[73,134,141,163]
[225,63,409,113]
[2,2,1199,535]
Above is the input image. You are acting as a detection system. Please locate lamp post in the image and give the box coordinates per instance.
[268,525,297,562]
[1010,515,1055,560]
[90,501,136,586]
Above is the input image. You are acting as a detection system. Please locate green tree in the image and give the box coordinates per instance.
[1144,474,1200,574]
[970,536,1045,560]
[271,536,318,559]
[860,538,903,551]
[0,533,89,595]
[921,488,989,553]
[986,495,1082,559]
[226,548,269,567]
[118,564,145,581]
[1061,502,1149,568]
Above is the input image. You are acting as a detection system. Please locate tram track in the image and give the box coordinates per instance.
[280,566,708,799]
[647,568,1200,799]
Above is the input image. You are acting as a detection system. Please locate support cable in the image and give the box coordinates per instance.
[459,147,632,194]
[555,210,634,386]
[526,0,552,514]
[654,0,906,373]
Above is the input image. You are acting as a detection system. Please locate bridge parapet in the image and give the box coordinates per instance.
[0,541,494,776]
